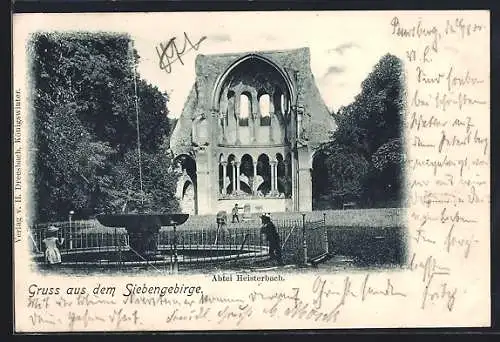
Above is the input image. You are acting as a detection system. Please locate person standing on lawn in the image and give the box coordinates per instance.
[259,213,283,265]
[231,203,240,223]
[216,210,228,231]
[216,210,230,237]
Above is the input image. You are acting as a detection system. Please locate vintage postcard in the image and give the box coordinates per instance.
[12,11,490,332]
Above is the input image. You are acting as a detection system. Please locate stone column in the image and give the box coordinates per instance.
[297,149,312,211]
[234,93,240,145]
[251,110,257,143]
[235,161,241,193]
[221,161,227,195]
[270,161,277,194]
[231,161,236,194]
[291,153,297,210]
[269,98,275,143]
[297,110,303,140]
[195,151,209,214]
[253,161,258,193]
[274,162,278,192]
[251,93,258,143]
[220,111,226,143]
[270,162,274,192]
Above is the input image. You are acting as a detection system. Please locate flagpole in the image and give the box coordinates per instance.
[129,40,145,211]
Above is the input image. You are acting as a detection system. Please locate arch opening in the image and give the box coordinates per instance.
[275,153,290,197]
[213,55,293,145]
[312,151,332,210]
[239,154,254,195]
[212,54,295,111]
[239,93,250,127]
[259,94,271,126]
[256,154,271,196]
[227,91,235,126]
[226,154,237,194]
[173,154,197,214]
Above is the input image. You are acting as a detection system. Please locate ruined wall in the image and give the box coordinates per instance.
[170,47,336,214]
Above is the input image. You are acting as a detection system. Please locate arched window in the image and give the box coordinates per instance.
[226,154,237,194]
[256,154,271,195]
[259,94,270,126]
[239,93,250,126]
[275,153,286,195]
[173,154,198,214]
[280,94,286,114]
[239,154,254,194]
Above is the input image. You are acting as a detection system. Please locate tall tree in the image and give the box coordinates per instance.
[314,54,405,208]
[334,53,405,158]
[31,32,178,222]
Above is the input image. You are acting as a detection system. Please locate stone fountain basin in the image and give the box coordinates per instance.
[95,214,189,255]
[96,213,189,229]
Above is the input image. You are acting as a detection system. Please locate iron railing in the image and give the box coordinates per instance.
[29,215,330,266]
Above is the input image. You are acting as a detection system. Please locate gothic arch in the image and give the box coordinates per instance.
[311,150,330,210]
[173,154,197,214]
[211,54,296,111]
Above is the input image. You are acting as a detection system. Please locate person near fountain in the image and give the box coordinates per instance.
[42,225,65,266]
[216,210,230,239]
[259,213,283,265]
[231,203,240,223]
[216,210,228,230]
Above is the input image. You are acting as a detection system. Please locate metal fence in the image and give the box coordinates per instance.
[28,222,128,256]
[305,216,329,261]
[29,214,329,267]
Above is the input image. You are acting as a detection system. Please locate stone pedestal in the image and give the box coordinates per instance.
[96,214,189,257]
[125,223,160,256]
[117,215,162,256]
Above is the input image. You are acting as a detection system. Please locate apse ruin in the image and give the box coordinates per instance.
[170,47,336,215]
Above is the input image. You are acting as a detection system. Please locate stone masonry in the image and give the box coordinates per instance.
[170,47,336,215]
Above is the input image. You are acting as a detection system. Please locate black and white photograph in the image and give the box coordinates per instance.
[13,11,490,331]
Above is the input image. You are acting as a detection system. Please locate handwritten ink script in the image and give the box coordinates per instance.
[156,32,207,73]
[391,13,489,320]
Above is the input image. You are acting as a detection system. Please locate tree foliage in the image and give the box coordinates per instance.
[31,32,179,222]
[104,149,180,214]
[313,54,406,208]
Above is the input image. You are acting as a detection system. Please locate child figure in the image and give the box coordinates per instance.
[42,226,65,265]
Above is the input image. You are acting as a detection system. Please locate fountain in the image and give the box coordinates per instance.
[95,42,190,263]
[96,213,189,257]
[31,41,270,273]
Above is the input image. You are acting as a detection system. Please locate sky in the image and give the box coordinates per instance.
[15,11,407,118]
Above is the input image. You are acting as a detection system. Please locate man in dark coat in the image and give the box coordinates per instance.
[259,213,283,265]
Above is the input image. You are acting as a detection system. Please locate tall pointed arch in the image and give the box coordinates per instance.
[211,54,296,111]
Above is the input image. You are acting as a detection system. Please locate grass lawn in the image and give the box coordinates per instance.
[36,208,405,233]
